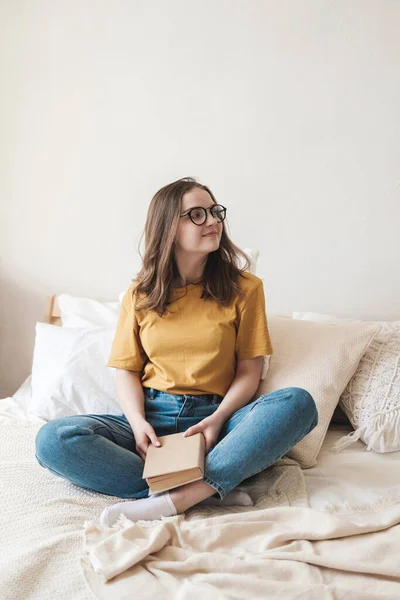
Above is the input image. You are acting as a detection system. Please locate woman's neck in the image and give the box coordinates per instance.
[172,255,206,288]
[171,274,203,288]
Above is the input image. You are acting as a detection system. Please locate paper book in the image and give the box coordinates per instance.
[142,432,205,494]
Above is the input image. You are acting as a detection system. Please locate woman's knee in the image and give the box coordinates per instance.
[35,419,63,466]
[35,416,88,467]
[287,387,318,428]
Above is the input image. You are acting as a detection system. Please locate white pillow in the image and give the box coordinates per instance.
[253,316,381,468]
[293,311,400,453]
[58,293,120,328]
[242,247,259,275]
[30,323,121,421]
[241,247,272,380]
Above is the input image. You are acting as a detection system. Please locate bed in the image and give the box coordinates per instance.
[1,294,400,600]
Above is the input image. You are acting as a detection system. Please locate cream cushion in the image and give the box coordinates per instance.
[293,312,400,453]
[253,316,381,468]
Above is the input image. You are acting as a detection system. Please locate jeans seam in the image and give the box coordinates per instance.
[174,397,187,433]
[203,475,226,498]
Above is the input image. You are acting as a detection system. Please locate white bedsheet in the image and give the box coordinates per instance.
[0,376,45,424]
[304,424,400,511]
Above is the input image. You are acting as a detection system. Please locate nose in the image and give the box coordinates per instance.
[205,210,219,226]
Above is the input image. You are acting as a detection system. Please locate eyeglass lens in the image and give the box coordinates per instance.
[190,205,226,225]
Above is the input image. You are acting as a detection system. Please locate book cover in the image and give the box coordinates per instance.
[143,431,206,494]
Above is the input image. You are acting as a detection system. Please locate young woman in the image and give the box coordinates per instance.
[35,176,318,527]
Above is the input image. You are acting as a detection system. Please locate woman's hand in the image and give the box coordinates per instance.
[182,414,225,454]
[130,416,161,462]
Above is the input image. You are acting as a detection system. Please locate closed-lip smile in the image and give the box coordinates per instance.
[203,232,218,236]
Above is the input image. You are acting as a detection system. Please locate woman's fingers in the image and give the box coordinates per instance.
[144,423,161,447]
[137,431,161,461]
[149,433,161,447]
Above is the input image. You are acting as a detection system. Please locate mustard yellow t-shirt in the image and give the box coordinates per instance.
[106,271,273,397]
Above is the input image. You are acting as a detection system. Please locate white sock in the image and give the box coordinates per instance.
[99,488,254,528]
[200,489,253,507]
[100,491,177,527]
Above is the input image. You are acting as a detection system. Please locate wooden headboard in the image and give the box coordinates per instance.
[45,295,61,326]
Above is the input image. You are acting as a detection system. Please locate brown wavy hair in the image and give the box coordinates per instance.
[132,176,251,316]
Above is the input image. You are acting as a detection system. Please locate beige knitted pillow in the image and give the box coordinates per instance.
[253,316,381,468]
[293,312,400,453]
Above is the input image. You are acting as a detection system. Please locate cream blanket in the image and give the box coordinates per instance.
[82,446,400,599]
[1,417,400,600]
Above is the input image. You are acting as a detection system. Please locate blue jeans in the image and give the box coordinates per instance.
[35,386,318,500]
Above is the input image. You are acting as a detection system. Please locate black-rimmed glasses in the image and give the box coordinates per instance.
[179,204,227,226]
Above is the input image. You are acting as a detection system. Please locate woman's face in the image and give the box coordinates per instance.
[174,188,223,254]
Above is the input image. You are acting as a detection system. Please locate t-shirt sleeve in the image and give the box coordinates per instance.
[235,281,274,361]
[106,285,148,371]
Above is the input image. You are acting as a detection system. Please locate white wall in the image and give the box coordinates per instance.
[1,0,399,397]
